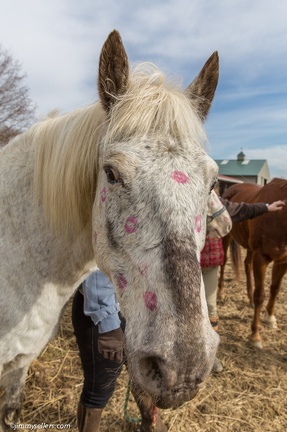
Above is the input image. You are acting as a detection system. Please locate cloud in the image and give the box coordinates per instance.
[0,0,286,178]
[241,146,287,179]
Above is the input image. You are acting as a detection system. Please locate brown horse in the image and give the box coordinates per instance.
[218,178,287,348]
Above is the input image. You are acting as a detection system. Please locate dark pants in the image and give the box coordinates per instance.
[72,289,125,408]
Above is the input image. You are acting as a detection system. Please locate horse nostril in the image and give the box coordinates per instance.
[140,356,164,382]
[195,375,203,386]
[139,355,178,389]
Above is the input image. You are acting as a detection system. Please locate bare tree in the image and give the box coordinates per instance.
[0,45,36,146]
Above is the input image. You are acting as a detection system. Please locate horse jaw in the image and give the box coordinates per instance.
[123,275,219,409]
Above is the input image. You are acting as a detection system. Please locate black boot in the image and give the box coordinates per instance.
[77,401,103,432]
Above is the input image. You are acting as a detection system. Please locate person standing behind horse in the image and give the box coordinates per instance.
[72,270,168,432]
[201,189,285,372]
[72,271,125,432]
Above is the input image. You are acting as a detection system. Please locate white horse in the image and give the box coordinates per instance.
[0,30,221,429]
[206,190,232,238]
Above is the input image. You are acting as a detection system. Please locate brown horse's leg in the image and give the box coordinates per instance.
[249,251,271,349]
[262,261,287,329]
[244,249,254,307]
[130,384,167,432]
[218,234,231,301]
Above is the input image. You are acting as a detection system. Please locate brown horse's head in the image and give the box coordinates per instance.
[92,30,220,408]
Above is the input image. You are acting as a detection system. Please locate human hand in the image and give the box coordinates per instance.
[267,200,286,212]
[98,327,125,363]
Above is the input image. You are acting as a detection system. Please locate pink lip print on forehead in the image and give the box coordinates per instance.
[124,216,139,234]
[171,171,190,184]
[100,187,107,203]
[195,214,202,233]
[116,273,127,291]
[144,291,157,311]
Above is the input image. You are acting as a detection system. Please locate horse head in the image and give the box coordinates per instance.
[91,31,220,408]
[206,190,232,238]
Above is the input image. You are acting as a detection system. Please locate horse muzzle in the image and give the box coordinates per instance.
[127,342,217,409]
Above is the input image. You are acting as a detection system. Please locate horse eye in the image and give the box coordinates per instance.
[104,167,121,184]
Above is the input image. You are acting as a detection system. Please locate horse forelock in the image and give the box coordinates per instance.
[104,62,207,148]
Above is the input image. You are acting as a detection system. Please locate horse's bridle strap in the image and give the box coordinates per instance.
[207,205,226,224]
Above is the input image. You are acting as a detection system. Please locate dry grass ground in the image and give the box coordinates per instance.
[21,256,287,431]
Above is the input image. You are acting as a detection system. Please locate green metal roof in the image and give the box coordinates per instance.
[214,159,267,177]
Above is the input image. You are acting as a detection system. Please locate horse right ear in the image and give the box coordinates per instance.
[185,51,219,122]
[98,30,130,113]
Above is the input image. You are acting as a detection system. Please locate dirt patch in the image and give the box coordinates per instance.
[21,257,287,431]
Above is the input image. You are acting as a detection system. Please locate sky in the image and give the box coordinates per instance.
[1,0,287,178]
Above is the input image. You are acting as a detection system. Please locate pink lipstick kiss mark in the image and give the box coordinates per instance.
[124,216,139,234]
[116,273,127,291]
[139,264,148,278]
[100,187,107,203]
[171,171,190,184]
[195,214,202,233]
[144,291,157,311]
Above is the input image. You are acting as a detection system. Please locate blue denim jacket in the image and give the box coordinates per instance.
[83,270,121,333]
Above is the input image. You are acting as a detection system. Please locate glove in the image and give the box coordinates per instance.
[98,327,125,363]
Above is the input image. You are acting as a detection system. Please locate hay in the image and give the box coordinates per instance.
[21,256,287,431]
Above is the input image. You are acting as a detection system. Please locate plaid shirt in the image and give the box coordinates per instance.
[200,237,224,268]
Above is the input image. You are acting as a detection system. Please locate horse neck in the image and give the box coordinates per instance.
[1,132,96,289]
[51,224,96,287]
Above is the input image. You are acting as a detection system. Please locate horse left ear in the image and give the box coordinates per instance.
[98,30,130,113]
[185,51,219,122]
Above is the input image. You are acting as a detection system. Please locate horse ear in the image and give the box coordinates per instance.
[185,51,219,122]
[98,30,129,112]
